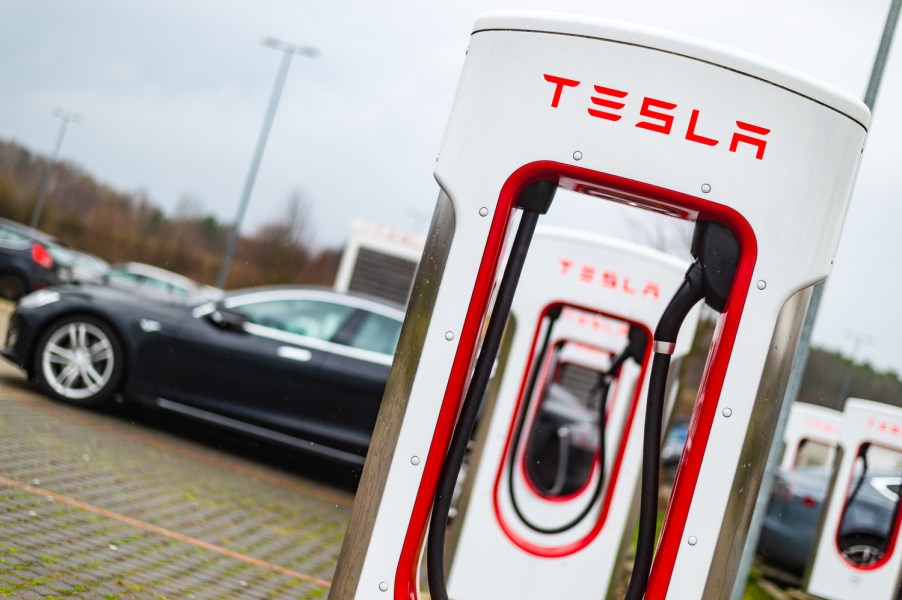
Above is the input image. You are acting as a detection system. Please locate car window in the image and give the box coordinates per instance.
[347,312,402,355]
[237,299,356,341]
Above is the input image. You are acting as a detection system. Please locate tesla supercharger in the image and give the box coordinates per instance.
[446,226,699,600]
[806,399,902,600]
[329,11,868,600]
[781,403,842,470]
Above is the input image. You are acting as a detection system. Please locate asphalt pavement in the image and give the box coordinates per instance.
[0,300,356,599]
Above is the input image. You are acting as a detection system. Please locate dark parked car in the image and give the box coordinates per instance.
[0,217,73,300]
[104,262,222,301]
[757,465,902,574]
[2,284,404,465]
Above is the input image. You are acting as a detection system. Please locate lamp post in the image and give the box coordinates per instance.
[30,108,81,228]
[215,37,318,289]
[730,1,900,597]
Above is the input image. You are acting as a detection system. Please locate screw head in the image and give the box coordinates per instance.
[756,280,766,290]
[573,150,583,161]
[479,207,489,217]
[701,183,712,194]
[722,408,733,418]
[688,536,698,546]
[410,456,420,466]
[444,331,454,341]
[379,581,389,592]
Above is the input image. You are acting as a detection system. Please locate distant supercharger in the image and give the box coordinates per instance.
[806,399,902,600]
[781,402,842,470]
[329,11,868,600]
[447,226,700,599]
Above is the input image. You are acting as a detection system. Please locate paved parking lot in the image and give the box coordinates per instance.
[0,300,355,599]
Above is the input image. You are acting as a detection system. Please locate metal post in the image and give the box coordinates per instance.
[215,38,317,290]
[30,109,80,228]
[730,1,900,597]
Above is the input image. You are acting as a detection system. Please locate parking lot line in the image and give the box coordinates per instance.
[0,473,334,589]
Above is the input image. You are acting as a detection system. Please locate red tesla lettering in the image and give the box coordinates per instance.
[730,121,770,160]
[588,85,628,121]
[623,277,637,295]
[635,97,676,134]
[544,74,580,108]
[685,109,719,146]
[602,271,617,289]
[559,258,574,275]
[580,265,595,283]
[643,283,660,299]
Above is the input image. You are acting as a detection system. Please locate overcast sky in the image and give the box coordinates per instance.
[1,0,900,377]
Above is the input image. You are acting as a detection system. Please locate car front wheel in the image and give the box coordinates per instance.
[839,532,885,567]
[0,271,27,300]
[35,316,124,406]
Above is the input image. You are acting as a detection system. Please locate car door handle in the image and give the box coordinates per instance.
[277,346,313,362]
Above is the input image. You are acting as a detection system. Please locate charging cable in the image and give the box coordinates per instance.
[625,221,739,600]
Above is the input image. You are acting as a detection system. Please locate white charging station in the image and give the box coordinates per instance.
[329,12,868,600]
[781,403,843,470]
[806,399,902,600]
[447,226,698,599]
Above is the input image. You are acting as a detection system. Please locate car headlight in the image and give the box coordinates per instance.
[18,289,61,309]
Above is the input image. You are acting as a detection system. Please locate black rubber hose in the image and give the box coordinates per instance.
[624,352,670,600]
[509,365,611,534]
[624,260,705,600]
[426,209,541,600]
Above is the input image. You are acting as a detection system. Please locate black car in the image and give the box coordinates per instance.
[0,217,73,300]
[2,284,404,465]
[757,465,902,574]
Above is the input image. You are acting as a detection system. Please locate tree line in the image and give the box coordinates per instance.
[0,139,340,289]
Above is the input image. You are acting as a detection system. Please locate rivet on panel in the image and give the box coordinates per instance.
[722,408,732,418]
[445,331,454,341]
[701,183,712,194]
[573,151,583,161]
[688,536,698,546]
[411,456,420,466]
[379,581,389,592]
[479,207,489,217]
[757,280,766,290]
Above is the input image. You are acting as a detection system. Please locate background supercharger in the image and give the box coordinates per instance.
[329,11,868,600]
[781,402,842,470]
[446,226,700,600]
[806,399,902,600]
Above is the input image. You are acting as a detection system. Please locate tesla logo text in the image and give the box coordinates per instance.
[558,259,660,300]
[561,308,630,336]
[804,418,838,436]
[867,418,902,437]
[544,74,771,160]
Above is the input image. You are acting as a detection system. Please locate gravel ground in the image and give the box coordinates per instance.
[0,299,355,599]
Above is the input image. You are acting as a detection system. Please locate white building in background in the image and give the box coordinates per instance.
[333,221,424,305]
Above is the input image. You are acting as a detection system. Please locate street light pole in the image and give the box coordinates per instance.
[215,38,318,290]
[30,108,81,229]
[730,1,901,597]
[837,331,875,407]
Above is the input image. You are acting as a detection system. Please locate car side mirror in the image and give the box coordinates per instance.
[205,305,248,333]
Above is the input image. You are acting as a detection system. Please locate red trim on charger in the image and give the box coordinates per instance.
[393,161,758,599]
[495,302,651,557]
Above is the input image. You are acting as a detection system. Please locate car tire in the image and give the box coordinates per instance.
[839,532,885,566]
[34,315,124,406]
[0,271,28,301]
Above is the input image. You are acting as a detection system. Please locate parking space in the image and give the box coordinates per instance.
[0,300,354,599]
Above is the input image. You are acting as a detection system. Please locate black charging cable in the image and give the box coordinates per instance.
[511,327,647,534]
[625,221,739,600]
[426,181,556,600]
